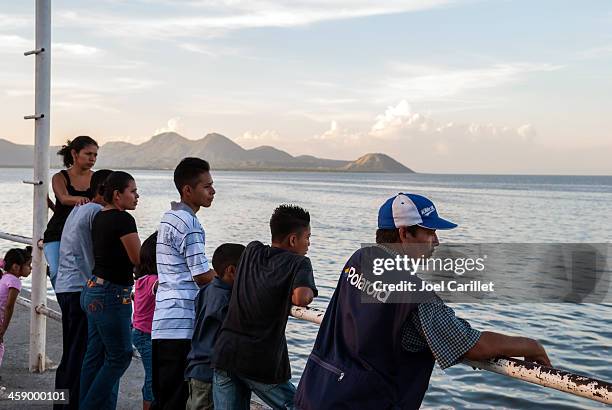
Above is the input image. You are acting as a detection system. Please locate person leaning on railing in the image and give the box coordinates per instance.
[295,193,550,410]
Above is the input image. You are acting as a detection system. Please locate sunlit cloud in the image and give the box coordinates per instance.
[55,1,456,39]
[380,62,563,102]
[154,117,183,135]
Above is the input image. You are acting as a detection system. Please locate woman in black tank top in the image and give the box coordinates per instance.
[43,136,99,288]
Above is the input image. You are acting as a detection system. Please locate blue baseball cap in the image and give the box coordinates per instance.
[378,193,458,230]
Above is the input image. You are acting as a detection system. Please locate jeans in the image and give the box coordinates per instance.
[132,328,154,402]
[79,278,133,410]
[43,241,60,289]
[213,369,296,410]
[54,292,88,410]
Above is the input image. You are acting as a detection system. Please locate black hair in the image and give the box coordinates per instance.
[270,204,310,242]
[135,232,158,279]
[375,226,419,244]
[212,243,245,278]
[173,157,210,195]
[90,169,113,198]
[102,171,135,204]
[57,136,98,168]
[2,246,33,276]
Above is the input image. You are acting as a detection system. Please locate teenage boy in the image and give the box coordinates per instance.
[296,193,551,410]
[212,205,318,409]
[54,169,113,410]
[185,243,246,410]
[152,158,216,409]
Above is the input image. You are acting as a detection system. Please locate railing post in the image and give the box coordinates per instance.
[27,0,52,373]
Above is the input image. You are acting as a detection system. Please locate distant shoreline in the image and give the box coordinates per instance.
[0,165,414,174]
[2,166,612,177]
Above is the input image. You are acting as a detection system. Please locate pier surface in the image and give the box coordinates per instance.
[0,291,266,409]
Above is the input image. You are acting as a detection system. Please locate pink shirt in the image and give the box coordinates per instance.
[0,273,22,325]
[133,275,157,334]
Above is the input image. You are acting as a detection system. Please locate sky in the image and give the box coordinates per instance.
[1,0,611,174]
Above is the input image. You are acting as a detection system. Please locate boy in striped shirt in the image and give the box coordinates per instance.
[152,157,216,410]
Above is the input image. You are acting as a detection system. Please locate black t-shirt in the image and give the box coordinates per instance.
[212,241,318,384]
[91,209,138,286]
[43,170,92,243]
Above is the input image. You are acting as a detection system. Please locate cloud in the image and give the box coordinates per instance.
[154,117,182,135]
[371,100,430,138]
[55,1,455,39]
[178,43,217,57]
[0,34,31,53]
[381,63,563,102]
[579,45,612,59]
[273,100,558,171]
[0,35,100,58]
[55,43,100,57]
[0,13,31,30]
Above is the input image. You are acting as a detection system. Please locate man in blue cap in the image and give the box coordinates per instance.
[295,193,551,410]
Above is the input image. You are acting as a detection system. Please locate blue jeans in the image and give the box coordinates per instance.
[43,241,60,289]
[213,369,296,410]
[79,278,133,410]
[132,328,154,402]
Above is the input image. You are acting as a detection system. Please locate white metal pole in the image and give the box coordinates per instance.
[28,0,51,373]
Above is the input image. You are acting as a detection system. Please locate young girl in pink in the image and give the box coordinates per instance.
[0,246,32,366]
[133,232,158,410]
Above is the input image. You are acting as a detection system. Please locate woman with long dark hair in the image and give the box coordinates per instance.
[43,136,99,288]
[79,171,141,410]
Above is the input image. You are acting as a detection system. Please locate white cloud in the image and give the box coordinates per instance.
[381,63,563,102]
[0,34,31,53]
[0,35,100,58]
[234,130,297,153]
[371,100,429,138]
[0,14,31,30]
[274,100,550,168]
[579,45,612,59]
[55,43,100,57]
[178,43,217,56]
[517,123,536,140]
[154,117,182,135]
[55,1,455,39]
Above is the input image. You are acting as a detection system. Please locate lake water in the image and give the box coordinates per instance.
[1,168,611,409]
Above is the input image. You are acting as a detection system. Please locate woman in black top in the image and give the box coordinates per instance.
[43,136,98,288]
[80,171,141,410]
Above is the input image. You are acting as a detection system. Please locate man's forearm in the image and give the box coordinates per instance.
[464,331,550,366]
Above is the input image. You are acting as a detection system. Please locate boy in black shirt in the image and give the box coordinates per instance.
[212,205,318,409]
[185,243,246,410]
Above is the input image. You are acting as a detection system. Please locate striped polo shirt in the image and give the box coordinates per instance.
[152,201,210,340]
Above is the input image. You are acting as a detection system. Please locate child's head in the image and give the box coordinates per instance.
[270,204,311,256]
[135,232,158,280]
[2,246,33,278]
[90,169,113,203]
[212,243,245,285]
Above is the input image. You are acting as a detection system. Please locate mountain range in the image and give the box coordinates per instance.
[0,132,414,173]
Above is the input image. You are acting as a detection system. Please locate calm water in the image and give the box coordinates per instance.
[1,168,611,409]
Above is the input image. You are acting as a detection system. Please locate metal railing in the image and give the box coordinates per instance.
[290,306,611,405]
[3,231,611,405]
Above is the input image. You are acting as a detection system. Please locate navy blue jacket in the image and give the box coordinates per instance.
[185,277,232,382]
[296,246,435,409]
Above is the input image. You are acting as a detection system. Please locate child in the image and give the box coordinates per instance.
[185,243,245,410]
[212,205,318,409]
[0,246,33,366]
[133,232,159,410]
